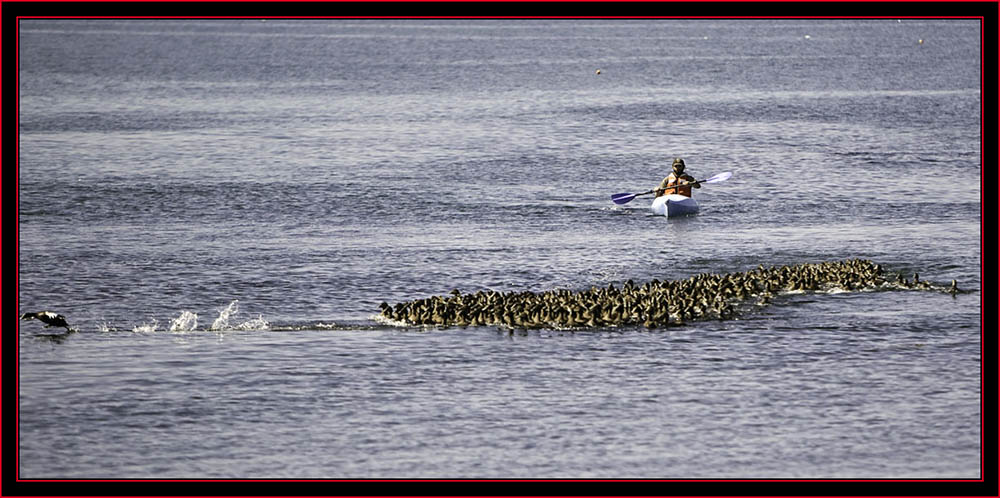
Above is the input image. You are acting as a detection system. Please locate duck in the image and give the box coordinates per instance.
[20,311,71,331]
[379,302,393,318]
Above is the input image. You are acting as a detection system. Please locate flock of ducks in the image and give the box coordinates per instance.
[380,259,960,330]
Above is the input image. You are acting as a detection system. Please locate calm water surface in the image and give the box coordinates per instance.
[18,19,981,479]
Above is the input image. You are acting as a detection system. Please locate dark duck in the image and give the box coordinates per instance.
[20,311,72,331]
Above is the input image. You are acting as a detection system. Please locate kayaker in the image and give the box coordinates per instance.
[655,158,700,198]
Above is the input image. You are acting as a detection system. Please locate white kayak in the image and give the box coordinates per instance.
[650,194,700,217]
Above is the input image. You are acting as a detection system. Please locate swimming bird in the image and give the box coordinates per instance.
[379,302,393,318]
[20,311,71,331]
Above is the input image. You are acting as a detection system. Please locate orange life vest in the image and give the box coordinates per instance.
[665,173,693,197]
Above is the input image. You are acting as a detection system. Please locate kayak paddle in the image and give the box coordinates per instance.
[611,171,733,205]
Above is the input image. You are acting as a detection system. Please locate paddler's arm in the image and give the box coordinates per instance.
[654,177,670,197]
[686,174,701,189]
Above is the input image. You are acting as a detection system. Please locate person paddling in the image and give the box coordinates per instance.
[655,158,700,198]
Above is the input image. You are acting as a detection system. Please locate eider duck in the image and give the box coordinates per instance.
[20,311,71,331]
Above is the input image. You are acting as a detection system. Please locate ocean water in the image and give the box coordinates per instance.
[17,19,982,479]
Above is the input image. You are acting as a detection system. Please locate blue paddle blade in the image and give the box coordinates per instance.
[611,193,637,205]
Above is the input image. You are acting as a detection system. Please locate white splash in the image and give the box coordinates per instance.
[132,319,159,333]
[210,300,270,331]
[371,314,408,327]
[211,300,240,331]
[169,311,199,332]
[235,315,270,331]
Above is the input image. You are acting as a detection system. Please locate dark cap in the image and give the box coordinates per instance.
[672,158,686,168]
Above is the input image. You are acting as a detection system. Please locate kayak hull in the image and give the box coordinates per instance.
[650,194,700,217]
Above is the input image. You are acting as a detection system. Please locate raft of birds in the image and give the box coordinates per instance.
[379,259,960,330]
